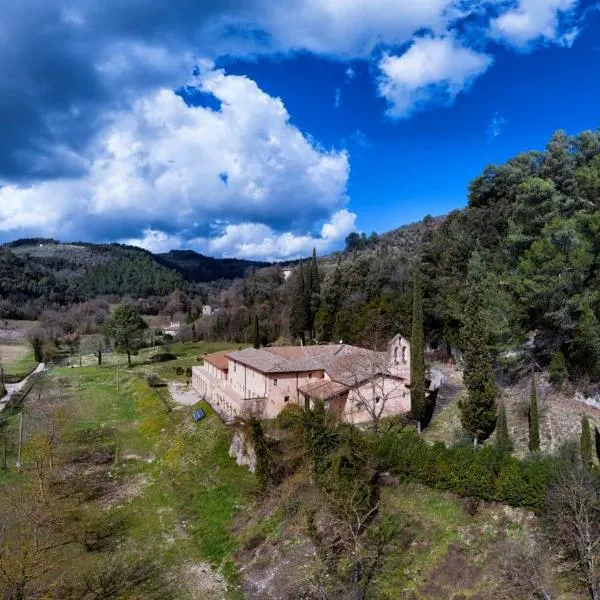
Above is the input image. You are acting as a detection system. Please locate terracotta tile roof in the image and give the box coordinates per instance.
[226,345,345,374]
[203,351,230,371]
[298,380,348,400]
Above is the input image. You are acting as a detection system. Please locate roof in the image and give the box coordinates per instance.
[226,345,346,374]
[203,351,230,371]
[298,380,348,400]
[225,342,406,386]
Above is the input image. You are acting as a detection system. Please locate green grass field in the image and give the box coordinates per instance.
[0,339,255,598]
[0,341,37,382]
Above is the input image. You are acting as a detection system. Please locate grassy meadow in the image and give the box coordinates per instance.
[0,340,256,598]
[0,320,39,383]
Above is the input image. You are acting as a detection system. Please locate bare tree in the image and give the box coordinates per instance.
[26,327,45,363]
[336,348,407,434]
[81,334,106,367]
[502,540,553,600]
[546,445,600,600]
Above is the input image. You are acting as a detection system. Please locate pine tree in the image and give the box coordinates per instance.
[410,270,426,429]
[529,372,540,453]
[458,285,498,445]
[253,314,260,349]
[495,401,513,454]
[581,415,593,466]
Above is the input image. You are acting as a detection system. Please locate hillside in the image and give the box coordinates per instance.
[0,240,269,318]
[155,249,268,282]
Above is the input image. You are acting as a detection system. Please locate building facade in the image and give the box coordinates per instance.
[192,334,411,424]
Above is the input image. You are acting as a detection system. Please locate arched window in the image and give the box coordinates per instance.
[402,346,407,362]
[394,347,399,365]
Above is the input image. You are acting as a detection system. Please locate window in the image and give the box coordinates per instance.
[402,346,407,363]
[308,372,312,378]
[394,347,398,365]
[284,396,290,403]
[273,379,278,386]
[375,396,381,404]
[234,363,237,372]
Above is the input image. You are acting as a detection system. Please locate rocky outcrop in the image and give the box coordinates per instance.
[229,429,256,473]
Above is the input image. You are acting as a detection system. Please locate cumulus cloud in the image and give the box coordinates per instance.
[0,0,591,186]
[490,0,581,48]
[378,36,493,118]
[185,209,357,261]
[0,68,350,259]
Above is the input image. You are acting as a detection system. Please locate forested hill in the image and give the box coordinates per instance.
[0,240,267,318]
[210,128,600,385]
[418,128,600,381]
[155,250,267,281]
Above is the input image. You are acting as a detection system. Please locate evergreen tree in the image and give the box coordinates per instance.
[529,372,541,453]
[310,248,320,295]
[308,248,321,338]
[495,401,513,454]
[290,264,308,344]
[410,270,426,429]
[458,284,498,445]
[581,414,593,466]
[104,304,147,367]
[253,313,260,349]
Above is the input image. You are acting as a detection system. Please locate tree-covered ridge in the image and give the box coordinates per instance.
[422,128,600,379]
[155,249,268,282]
[0,241,266,318]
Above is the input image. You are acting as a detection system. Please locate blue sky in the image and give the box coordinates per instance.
[0,0,599,260]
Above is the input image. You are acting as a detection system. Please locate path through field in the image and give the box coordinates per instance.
[0,362,45,412]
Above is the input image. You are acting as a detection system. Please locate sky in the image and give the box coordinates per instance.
[0,0,599,261]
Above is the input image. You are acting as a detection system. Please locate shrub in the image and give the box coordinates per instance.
[145,373,163,388]
[374,430,556,512]
[549,351,568,385]
[185,367,192,377]
[175,366,184,376]
[149,352,176,363]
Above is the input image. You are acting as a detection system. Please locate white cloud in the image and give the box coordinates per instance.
[486,112,508,139]
[124,229,185,254]
[490,0,580,48]
[258,0,456,58]
[0,67,350,260]
[334,87,341,108]
[345,67,356,80]
[378,36,493,118]
[189,208,357,261]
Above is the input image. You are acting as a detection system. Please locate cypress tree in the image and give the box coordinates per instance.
[495,401,513,454]
[458,285,498,445]
[310,248,320,295]
[529,372,540,453]
[308,248,321,339]
[581,415,593,466]
[253,314,260,349]
[290,264,308,344]
[410,270,426,429]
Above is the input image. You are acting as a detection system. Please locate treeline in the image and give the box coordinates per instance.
[202,128,600,384]
[421,128,600,382]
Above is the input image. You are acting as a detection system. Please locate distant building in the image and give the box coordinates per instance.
[192,334,412,423]
[164,322,181,337]
[282,268,293,281]
[202,305,212,317]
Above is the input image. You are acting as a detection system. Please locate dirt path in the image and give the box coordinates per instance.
[167,381,200,407]
[0,362,45,412]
